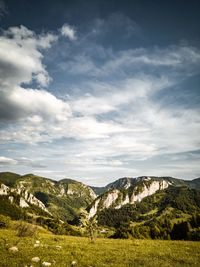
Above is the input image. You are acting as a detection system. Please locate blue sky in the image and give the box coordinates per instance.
[0,0,200,186]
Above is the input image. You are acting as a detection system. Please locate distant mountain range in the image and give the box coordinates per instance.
[0,172,200,239]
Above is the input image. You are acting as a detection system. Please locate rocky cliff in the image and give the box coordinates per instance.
[0,182,49,212]
[89,177,171,217]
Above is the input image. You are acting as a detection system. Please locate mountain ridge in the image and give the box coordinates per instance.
[0,171,200,239]
[1,171,200,188]
[2,171,199,220]
[0,172,97,223]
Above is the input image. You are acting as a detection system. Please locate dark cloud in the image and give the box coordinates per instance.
[0,94,22,121]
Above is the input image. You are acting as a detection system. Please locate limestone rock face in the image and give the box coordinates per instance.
[8,196,14,203]
[89,198,101,218]
[59,186,65,196]
[0,182,49,213]
[22,189,46,209]
[89,189,120,218]
[115,194,130,209]
[19,197,29,208]
[89,177,171,217]
[103,189,120,209]
[0,183,9,195]
[130,180,170,203]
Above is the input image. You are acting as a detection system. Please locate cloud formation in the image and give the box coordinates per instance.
[0,26,57,86]
[63,46,200,79]
[0,25,71,123]
[0,20,200,183]
[60,24,77,40]
[0,156,17,165]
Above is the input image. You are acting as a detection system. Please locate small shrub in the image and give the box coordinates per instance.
[79,210,98,242]
[15,221,38,237]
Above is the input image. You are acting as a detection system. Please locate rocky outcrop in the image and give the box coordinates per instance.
[89,198,101,218]
[59,186,65,196]
[130,179,170,203]
[115,194,130,209]
[0,173,98,222]
[0,183,9,195]
[0,182,49,213]
[102,189,120,209]
[8,196,14,204]
[89,189,120,218]
[88,178,171,217]
[19,197,29,208]
[20,188,49,211]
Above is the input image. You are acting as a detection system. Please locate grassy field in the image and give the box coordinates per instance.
[0,229,200,267]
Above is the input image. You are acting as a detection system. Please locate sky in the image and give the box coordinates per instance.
[0,0,200,186]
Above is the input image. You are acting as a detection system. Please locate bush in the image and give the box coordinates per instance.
[0,215,11,228]
[15,221,37,237]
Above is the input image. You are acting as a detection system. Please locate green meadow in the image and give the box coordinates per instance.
[0,229,200,267]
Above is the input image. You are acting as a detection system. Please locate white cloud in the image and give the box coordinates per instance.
[0,25,72,125]
[0,26,57,87]
[0,67,199,156]
[65,158,124,167]
[67,116,132,139]
[0,23,200,181]
[63,46,200,78]
[60,24,77,40]
[8,87,71,120]
[16,157,46,168]
[70,76,171,117]
[0,156,17,165]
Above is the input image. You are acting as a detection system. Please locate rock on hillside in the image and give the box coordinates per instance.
[0,182,49,212]
[89,177,172,217]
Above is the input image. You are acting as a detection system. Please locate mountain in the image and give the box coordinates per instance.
[91,177,136,196]
[1,173,199,222]
[88,177,168,217]
[91,176,200,196]
[88,176,200,240]
[88,176,200,217]
[0,172,200,239]
[97,185,200,240]
[0,172,97,224]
